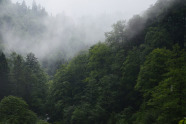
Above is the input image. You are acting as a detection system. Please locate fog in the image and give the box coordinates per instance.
[0,0,157,63]
[12,0,157,18]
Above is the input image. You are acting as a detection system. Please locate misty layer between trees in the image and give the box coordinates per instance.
[0,0,126,75]
[0,0,186,124]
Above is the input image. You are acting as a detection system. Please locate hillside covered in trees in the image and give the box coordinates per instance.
[0,0,186,124]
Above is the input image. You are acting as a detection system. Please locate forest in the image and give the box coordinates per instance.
[0,0,186,124]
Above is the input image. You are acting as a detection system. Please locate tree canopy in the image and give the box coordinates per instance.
[0,0,185,123]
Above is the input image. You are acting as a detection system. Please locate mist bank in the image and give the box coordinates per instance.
[0,0,132,75]
[0,0,130,60]
[0,0,178,58]
[0,0,180,75]
[0,0,161,59]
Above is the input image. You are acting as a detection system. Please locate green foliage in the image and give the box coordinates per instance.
[71,107,88,124]
[37,120,50,124]
[48,1,186,122]
[136,48,171,94]
[135,46,186,124]
[105,20,126,48]
[147,46,186,124]
[7,53,48,116]
[0,52,9,100]
[121,47,142,109]
[48,52,89,122]
[1,52,48,121]
[114,107,136,124]
[179,118,186,124]
[0,96,37,124]
[145,27,172,48]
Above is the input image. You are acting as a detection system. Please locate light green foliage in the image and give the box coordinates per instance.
[86,43,121,111]
[147,46,186,124]
[135,48,172,124]
[179,118,186,124]
[0,96,37,124]
[135,48,171,123]
[136,48,172,94]
[136,46,186,124]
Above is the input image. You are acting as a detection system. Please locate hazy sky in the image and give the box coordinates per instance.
[12,0,157,19]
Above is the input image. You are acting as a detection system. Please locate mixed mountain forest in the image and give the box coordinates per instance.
[0,0,186,124]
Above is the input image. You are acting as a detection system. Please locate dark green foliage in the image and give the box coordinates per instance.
[48,52,89,122]
[0,52,9,100]
[121,47,142,110]
[160,0,186,48]
[9,53,26,97]
[7,53,48,116]
[0,96,37,124]
[145,27,173,48]
[24,53,48,115]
